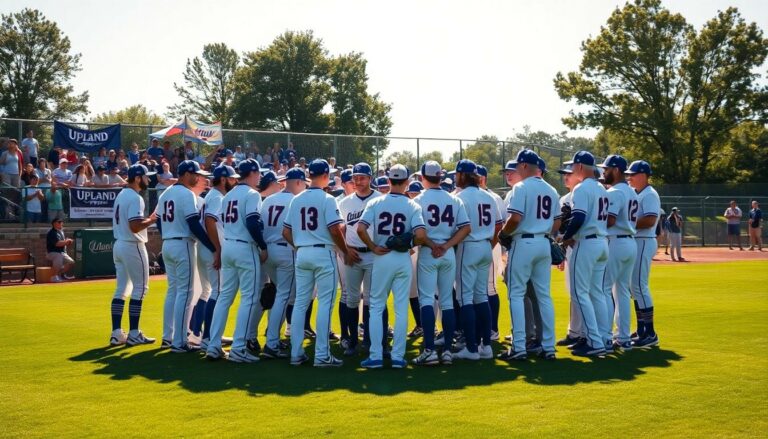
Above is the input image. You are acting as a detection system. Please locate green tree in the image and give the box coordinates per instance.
[93,104,166,126]
[329,53,393,136]
[168,43,239,125]
[554,0,767,183]
[0,8,88,119]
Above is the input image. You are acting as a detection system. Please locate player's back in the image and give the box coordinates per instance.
[414,188,469,242]
[261,191,293,244]
[221,183,260,242]
[457,186,501,241]
[607,182,638,236]
[572,178,608,239]
[360,193,424,247]
[508,177,559,236]
[634,185,661,238]
[285,187,341,247]
[113,188,146,242]
[203,187,225,237]
[338,191,382,246]
[157,183,197,239]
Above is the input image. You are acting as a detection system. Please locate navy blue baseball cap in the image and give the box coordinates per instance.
[557,163,574,175]
[280,167,310,182]
[213,165,240,179]
[340,169,353,183]
[352,162,373,177]
[420,161,442,178]
[564,150,595,167]
[327,179,336,188]
[598,154,628,172]
[537,157,548,173]
[503,160,518,173]
[476,165,488,177]
[625,160,652,175]
[262,162,274,170]
[237,158,261,177]
[178,160,210,176]
[217,149,233,158]
[440,178,454,192]
[407,181,424,194]
[512,149,540,166]
[127,164,156,178]
[375,176,390,187]
[258,171,278,191]
[308,159,330,176]
[280,159,288,165]
[455,159,477,174]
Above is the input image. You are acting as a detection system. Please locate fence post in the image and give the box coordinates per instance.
[416,138,420,169]
[700,197,706,246]
[17,120,22,143]
[375,137,380,172]
[459,140,463,160]
[333,135,338,161]
[501,141,505,166]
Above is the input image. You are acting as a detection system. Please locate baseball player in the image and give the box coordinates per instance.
[597,155,638,351]
[625,160,661,349]
[357,164,434,369]
[375,176,390,195]
[559,151,610,357]
[157,160,216,353]
[109,164,158,346]
[477,165,504,340]
[406,181,424,337]
[205,159,268,362]
[259,168,307,358]
[412,161,470,366]
[497,150,561,361]
[338,163,385,356]
[187,174,212,344]
[453,159,502,360]
[283,159,352,367]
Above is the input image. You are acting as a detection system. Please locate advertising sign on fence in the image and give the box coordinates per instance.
[53,120,122,153]
[68,187,121,219]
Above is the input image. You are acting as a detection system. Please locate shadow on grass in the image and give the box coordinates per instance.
[69,340,683,396]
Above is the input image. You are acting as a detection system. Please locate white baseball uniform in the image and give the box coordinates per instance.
[339,191,382,310]
[631,185,661,310]
[505,176,560,354]
[198,187,225,302]
[486,189,505,296]
[568,177,610,350]
[560,191,584,339]
[284,187,343,361]
[359,193,425,362]
[157,184,199,349]
[603,181,638,344]
[112,187,150,301]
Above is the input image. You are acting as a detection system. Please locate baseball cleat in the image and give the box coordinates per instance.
[434,333,445,346]
[261,345,289,359]
[391,359,407,369]
[109,329,127,346]
[568,338,588,350]
[187,333,202,346]
[479,344,494,359]
[290,353,310,366]
[526,340,543,355]
[304,328,317,339]
[539,351,556,361]
[571,344,606,357]
[604,341,616,354]
[497,348,527,361]
[360,358,383,369]
[246,338,261,354]
[440,350,453,365]
[490,330,500,341]
[556,334,582,346]
[126,331,156,346]
[170,344,201,353]
[453,347,480,361]
[205,347,228,361]
[314,355,344,368]
[228,349,260,363]
[630,331,641,341]
[278,340,290,351]
[412,349,439,366]
[452,337,467,351]
[340,338,350,349]
[160,339,172,349]
[632,334,659,349]
[613,340,633,352]
[408,326,424,338]
[328,332,340,341]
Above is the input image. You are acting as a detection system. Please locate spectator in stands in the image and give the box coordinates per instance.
[106,149,119,170]
[184,141,196,160]
[724,200,744,251]
[117,159,130,173]
[93,147,109,168]
[0,139,22,187]
[162,141,174,163]
[70,163,93,187]
[748,200,763,251]
[234,145,246,163]
[64,149,78,169]
[92,165,111,187]
[667,207,684,261]
[328,156,337,170]
[128,143,141,164]
[52,159,72,186]
[139,152,158,173]
[22,174,45,223]
[147,139,164,161]
[46,218,75,282]
[21,163,37,186]
[21,130,39,167]
[252,145,264,165]
[155,161,176,192]
[107,165,127,187]
[47,145,62,167]
[45,182,65,221]
[35,158,52,186]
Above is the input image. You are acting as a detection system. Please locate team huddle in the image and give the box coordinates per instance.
[106,147,662,368]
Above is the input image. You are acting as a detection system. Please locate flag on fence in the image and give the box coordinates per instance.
[149,116,223,145]
[53,121,122,153]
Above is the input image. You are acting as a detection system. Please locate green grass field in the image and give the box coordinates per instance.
[2,261,767,438]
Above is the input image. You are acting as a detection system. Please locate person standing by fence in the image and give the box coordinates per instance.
[21,130,39,167]
[0,139,22,187]
[667,207,684,261]
[749,201,763,251]
[724,201,744,251]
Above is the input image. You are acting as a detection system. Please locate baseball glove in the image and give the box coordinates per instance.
[498,232,513,250]
[259,281,277,310]
[550,238,566,266]
[559,204,572,235]
[385,232,414,252]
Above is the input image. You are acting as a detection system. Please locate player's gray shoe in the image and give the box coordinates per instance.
[525,340,543,355]
[478,344,494,359]
[314,355,344,367]
[109,329,127,346]
[613,340,633,352]
[453,347,480,360]
[412,349,439,366]
[126,331,156,346]
[261,345,288,359]
[632,334,659,349]
[228,349,260,363]
[498,348,527,361]
[160,339,172,349]
[205,347,228,361]
[440,350,453,365]
[170,344,201,353]
[490,330,500,341]
[391,359,407,369]
[290,353,310,366]
[571,344,606,357]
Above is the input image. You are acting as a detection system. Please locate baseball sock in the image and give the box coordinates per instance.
[304,301,313,331]
[441,309,456,352]
[338,302,349,341]
[128,299,142,335]
[421,305,436,350]
[202,299,216,340]
[474,302,492,346]
[488,294,500,332]
[643,307,655,336]
[362,304,370,346]
[347,306,360,346]
[191,298,206,337]
[285,304,293,325]
[460,305,477,353]
[382,305,390,348]
[110,298,124,331]
[634,300,645,338]
[453,293,462,329]
[409,297,421,328]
